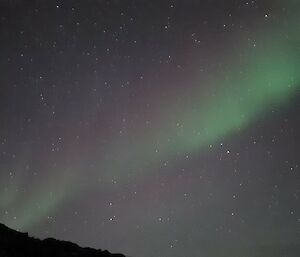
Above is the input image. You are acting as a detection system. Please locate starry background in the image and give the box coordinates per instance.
[0,0,300,256]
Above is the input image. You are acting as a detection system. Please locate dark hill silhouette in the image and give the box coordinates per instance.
[0,223,126,257]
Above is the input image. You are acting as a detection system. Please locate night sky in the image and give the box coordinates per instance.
[1,0,300,256]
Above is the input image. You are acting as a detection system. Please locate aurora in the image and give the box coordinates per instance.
[1,1,299,256]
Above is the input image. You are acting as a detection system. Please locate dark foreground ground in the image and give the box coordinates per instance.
[0,223,125,257]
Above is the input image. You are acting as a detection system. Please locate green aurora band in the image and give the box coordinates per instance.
[2,2,300,230]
